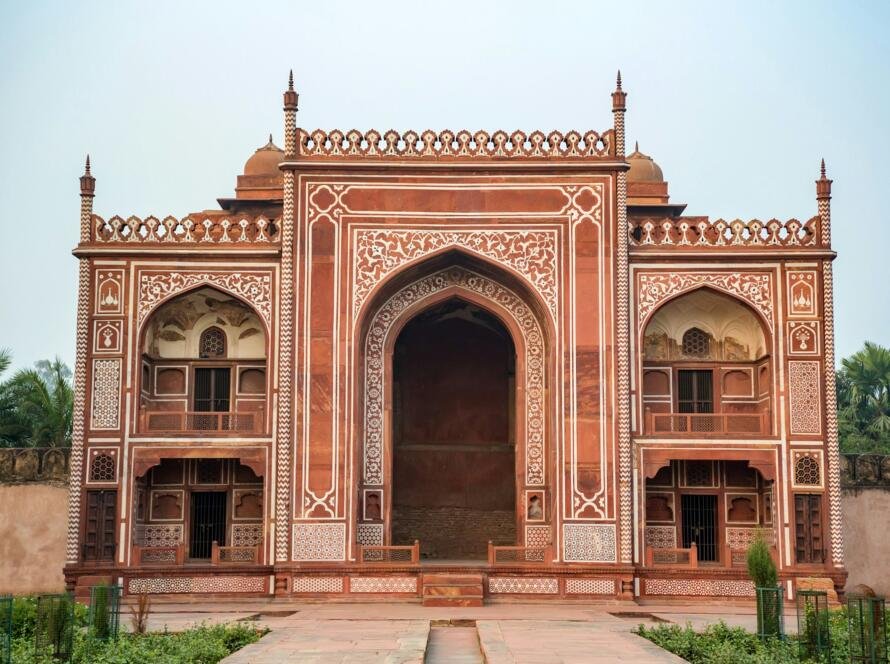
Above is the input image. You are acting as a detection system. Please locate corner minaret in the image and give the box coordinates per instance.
[68,155,96,563]
[275,71,298,567]
[612,70,633,571]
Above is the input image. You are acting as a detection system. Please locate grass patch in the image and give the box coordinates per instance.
[9,596,265,664]
[635,608,851,663]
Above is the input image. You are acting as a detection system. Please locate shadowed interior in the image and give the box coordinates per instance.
[392,299,516,559]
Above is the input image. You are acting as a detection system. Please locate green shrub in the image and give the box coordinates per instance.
[746,531,777,588]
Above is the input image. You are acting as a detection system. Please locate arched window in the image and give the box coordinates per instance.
[681,327,710,358]
[199,326,227,359]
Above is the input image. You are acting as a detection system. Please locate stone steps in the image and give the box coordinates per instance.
[422,573,484,607]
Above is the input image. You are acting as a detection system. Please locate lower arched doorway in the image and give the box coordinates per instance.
[391,298,517,560]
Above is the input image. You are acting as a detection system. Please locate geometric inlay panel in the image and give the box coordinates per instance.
[565,578,615,595]
[231,523,263,547]
[489,577,559,594]
[645,526,676,549]
[349,577,417,593]
[90,359,121,430]
[789,361,821,434]
[644,578,755,597]
[563,524,617,563]
[134,524,183,548]
[356,523,384,547]
[128,576,265,594]
[292,577,344,593]
[292,523,346,561]
[525,525,551,548]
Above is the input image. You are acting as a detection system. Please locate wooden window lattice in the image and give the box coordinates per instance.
[794,456,821,486]
[89,453,116,482]
[199,326,226,358]
[682,327,711,358]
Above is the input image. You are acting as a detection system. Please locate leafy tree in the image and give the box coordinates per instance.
[0,348,32,446]
[837,341,890,453]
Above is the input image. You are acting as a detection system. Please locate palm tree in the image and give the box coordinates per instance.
[838,342,890,452]
[7,356,73,447]
[0,348,31,445]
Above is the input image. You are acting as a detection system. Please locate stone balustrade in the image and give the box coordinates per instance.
[629,216,823,249]
[296,128,616,159]
[91,214,279,244]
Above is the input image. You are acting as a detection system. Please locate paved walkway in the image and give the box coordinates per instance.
[127,599,796,663]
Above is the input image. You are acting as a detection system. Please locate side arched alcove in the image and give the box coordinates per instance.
[639,287,774,438]
[137,285,269,436]
[353,250,555,560]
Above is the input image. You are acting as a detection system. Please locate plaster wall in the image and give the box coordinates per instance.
[842,488,890,596]
[0,484,67,595]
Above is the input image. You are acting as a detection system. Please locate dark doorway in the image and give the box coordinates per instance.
[83,490,116,561]
[190,491,227,559]
[794,494,824,563]
[194,368,231,412]
[678,370,714,413]
[391,299,516,559]
[680,494,717,562]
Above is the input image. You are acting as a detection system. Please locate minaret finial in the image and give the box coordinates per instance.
[820,158,826,179]
[634,141,639,153]
[80,153,96,197]
[269,133,273,144]
[85,154,91,175]
[616,70,622,91]
[288,69,294,91]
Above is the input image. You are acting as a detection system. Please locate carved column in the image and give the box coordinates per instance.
[817,161,844,567]
[275,73,298,563]
[612,73,633,564]
[66,158,94,563]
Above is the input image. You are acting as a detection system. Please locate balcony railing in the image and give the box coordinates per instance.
[645,543,699,568]
[645,411,769,437]
[488,541,554,566]
[211,542,261,565]
[133,544,186,566]
[139,410,263,434]
[357,541,420,565]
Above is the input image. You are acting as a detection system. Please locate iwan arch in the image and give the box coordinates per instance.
[65,72,845,602]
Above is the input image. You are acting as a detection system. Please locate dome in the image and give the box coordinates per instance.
[243,135,284,176]
[627,142,664,183]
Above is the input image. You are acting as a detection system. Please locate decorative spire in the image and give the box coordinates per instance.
[269,133,274,144]
[612,69,627,112]
[820,158,826,179]
[816,157,832,200]
[634,140,639,153]
[85,154,91,175]
[283,69,299,111]
[80,154,96,196]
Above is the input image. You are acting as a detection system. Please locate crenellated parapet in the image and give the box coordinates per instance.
[293,128,616,160]
[629,215,823,249]
[89,214,279,244]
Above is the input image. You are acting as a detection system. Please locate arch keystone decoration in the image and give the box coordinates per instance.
[137,271,273,330]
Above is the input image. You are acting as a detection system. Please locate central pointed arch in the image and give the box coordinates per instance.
[353,253,554,557]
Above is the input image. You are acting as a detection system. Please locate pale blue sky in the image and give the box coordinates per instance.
[1,1,888,371]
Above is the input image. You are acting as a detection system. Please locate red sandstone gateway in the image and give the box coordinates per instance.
[65,72,845,604]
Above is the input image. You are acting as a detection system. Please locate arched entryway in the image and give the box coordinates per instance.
[354,260,552,563]
[391,299,516,559]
